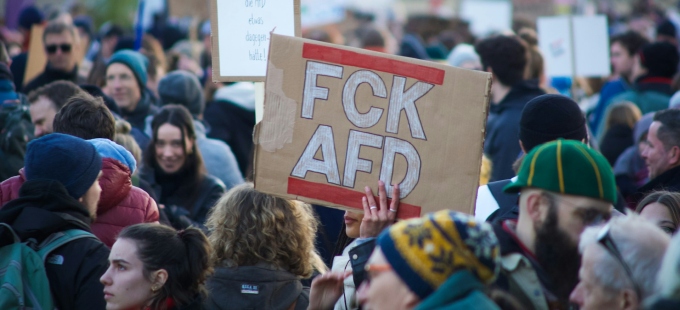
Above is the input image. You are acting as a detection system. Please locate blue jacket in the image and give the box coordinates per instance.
[485,80,545,181]
[415,270,500,310]
[590,78,629,135]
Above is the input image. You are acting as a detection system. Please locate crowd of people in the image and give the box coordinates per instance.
[3,2,680,310]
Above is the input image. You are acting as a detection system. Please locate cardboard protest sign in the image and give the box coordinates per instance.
[253,34,491,219]
[24,24,46,85]
[210,0,301,82]
[538,15,610,77]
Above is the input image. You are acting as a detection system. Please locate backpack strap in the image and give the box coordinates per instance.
[36,229,97,263]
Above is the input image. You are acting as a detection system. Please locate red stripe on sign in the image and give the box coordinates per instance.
[302,43,445,85]
[287,177,422,220]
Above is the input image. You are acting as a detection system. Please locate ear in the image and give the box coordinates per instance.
[620,288,639,310]
[519,140,527,154]
[524,191,547,223]
[668,146,680,165]
[151,269,169,289]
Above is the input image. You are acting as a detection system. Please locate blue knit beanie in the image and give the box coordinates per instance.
[107,50,148,90]
[18,6,44,31]
[158,71,205,118]
[24,133,102,199]
[88,138,136,174]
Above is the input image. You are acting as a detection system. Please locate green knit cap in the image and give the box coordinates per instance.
[503,139,617,204]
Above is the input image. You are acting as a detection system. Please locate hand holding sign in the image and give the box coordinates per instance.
[360,181,400,238]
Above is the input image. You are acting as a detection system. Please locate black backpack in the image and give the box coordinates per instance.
[0,97,34,181]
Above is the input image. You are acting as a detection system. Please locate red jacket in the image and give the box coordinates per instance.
[0,158,159,247]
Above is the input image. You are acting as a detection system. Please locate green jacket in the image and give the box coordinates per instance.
[414,270,500,310]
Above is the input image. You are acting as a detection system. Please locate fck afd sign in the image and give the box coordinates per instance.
[253,34,491,218]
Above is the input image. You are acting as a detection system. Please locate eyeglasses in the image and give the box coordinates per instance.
[596,224,642,298]
[364,263,391,282]
[46,44,72,54]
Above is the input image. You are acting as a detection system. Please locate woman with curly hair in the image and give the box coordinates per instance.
[204,183,327,310]
[100,223,212,310]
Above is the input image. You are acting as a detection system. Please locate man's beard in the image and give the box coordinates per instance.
[534,200,581,304]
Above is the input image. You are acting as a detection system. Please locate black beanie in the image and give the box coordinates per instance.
[640,42,679,78]
[657,20,677,38]
[519,94,587,153]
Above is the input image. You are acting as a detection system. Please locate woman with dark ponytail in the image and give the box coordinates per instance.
[100,223,213,310]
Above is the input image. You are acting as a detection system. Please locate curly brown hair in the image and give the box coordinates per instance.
[206,183,326,278]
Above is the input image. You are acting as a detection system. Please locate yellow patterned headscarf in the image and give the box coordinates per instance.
[377,210,500,299]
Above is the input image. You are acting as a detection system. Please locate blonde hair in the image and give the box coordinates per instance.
[206,183,326,277]
[605,102,642,131]
[113,119,142,165]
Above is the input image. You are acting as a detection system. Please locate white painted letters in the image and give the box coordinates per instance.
[386,77,432,140]
[342,70,387,128]
[380,137,421,198]
[291,125,341,185]
[301,61,343,119]
[343,130,384,188]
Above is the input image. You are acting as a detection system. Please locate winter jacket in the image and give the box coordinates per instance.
[195,121,244,189]
[0,162,160,247]
[93,157,159,247]
[600,124,634,166]
[331,239,361,310]
[485,80,545,181]
[139,166,225,230]
[634,165,680,205]
[414,270,500,310]
[590,78,630,135]
[205,83,256,177]
[0,179,109,310]
[122,89,158,147]
[204,262,309,310]
[491,220,552,310]
[22,64,85,95]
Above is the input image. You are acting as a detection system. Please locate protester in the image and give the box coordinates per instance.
[203,183,325,309]
[492,139,616,309]
[309,210,502,310]
[156,70,244,188]
[87,138,159,247]
[569,213,670,309]
[446,44,481,70]
[638,109,680,202]
[0,62,29,181]
[601,42,679,135]
[10,6,45,90]
[614,113,653,207]
[475,35,545,181]
[23,22,84,94]
[105,49,158,146]
[100,223,212,310]
[27,80,83,138]
[646,231,680,309]
[591,31,649,134]
[0,91,115,206]
[636,191,680,234]
[600,102,642,166]
[328,181,400,310]
[204,82,256,178]
[139,105,225,230]
[0,133,108,309]
[475,94,588,222]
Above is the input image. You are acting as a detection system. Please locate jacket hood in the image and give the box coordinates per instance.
[205,263,303,309]
[89,138,137,173]
[0,179,92,240]
[98,158,132,214]
[213,82,256,111]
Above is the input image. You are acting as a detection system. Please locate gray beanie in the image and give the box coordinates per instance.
[158,71,205,118]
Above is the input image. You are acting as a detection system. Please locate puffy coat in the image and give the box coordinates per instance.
[0,159,159,247]
[93,158,159,247]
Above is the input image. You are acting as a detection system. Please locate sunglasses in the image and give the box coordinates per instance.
[46,44,72,54]
[596,224,642,298]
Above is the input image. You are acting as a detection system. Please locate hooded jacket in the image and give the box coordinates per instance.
[0,161,160,247]
[205,83,256,177]
[93,157,159,247]
[204,263,309,310]
[22,64,85,95]
[485,80,545,181]
[414,270,500,310]
[0,179,109,310]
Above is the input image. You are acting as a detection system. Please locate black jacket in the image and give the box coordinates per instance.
[635,166,680,205]
[600,124,634,166]
[22,64,84,95]
[0,179,109,310]
[121,89,158,135]
[140,166,225,230]
[485,80,545,181]
[204,263,309,310]
[204,100,255,178]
